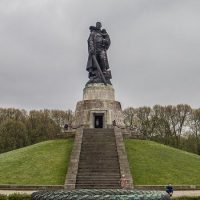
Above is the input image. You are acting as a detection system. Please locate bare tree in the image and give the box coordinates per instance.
[189,108,200,139]
[123,107,136,130]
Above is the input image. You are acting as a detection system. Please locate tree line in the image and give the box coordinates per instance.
[123,104,200,155]
[0,108,73,153]
[1,105,200,155]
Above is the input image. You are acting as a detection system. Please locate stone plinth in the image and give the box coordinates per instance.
[73,83,125,128]
[83,83,115,101]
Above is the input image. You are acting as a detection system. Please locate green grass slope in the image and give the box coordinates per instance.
[0,139,73,185]
[125,139,200,185]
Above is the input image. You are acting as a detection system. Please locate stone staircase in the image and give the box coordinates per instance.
[75,128,121,189]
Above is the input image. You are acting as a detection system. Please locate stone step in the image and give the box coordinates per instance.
[79,155,118,157]
[78,171,120,174]
[78,160,119,163]
[80,153,118,156]
[78,165,120,169]
[82,141,115,146]
[80,152,118,154]
[78,161,119,164]
[82,139,115,141]
[81,148,117,150]
[76,180,120,184]
[83,132,114,134]
[76,178,120,181]
[78,166,120,169]
[83,135,115,138]
[78,170,120,173]
[83,136,115,138]
[83,134,115,136]
[79,158,118,160]
[76,180,120,183]
[80,151,117,154]
[79,159,119,161]
[76,128,120,189]
[83,133,115,135]
[78,164,119,167]
[83,133,114,135]
[81,145,117,147]
[84,133,114,134]
[78,158,119,161]
[82,143,115,145]
[80,154,118,156]
[79,155,118,158]
[80,153,118,155]
[80,153,117,155]
[78,160,119,164]
[81,142,116,144]
[81,147,117,149]
[76,175,120,179]
[80,151,117,153]
[83,131,115,133]
[79,159,119,162]
[77,173,120,176]
[83,138,115,140]
[84,128,114,131]
[77,172,120,177]
[75,184,120,189]
[76,179,120,182]
[81,146,117,148]
[83,137,115,138]
[79,157,118,159]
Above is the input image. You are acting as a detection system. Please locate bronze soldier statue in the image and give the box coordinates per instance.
[86,22,112,85]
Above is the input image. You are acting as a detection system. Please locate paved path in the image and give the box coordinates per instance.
[0,190,35,195]
[172,190,200,198]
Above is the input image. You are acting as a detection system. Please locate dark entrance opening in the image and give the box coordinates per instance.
[94,114,103,128]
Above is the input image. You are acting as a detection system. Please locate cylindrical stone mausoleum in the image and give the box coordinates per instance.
[73,83,125,128]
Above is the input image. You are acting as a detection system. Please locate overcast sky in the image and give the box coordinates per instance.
[0,0,200,111]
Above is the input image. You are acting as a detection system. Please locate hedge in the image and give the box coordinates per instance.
[0,194,30,200]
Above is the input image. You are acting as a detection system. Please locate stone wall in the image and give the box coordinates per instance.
[64,128,83,190]
[114,127,134,189]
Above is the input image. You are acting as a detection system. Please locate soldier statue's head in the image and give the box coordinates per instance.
[96,22,102,30]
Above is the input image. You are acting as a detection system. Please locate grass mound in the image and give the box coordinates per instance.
[125,139,200,185]
[0,139,73,185]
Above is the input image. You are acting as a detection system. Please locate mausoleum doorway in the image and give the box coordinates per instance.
[94,113,104,128]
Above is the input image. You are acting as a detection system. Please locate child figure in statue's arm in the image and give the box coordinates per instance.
[101,29,111,50]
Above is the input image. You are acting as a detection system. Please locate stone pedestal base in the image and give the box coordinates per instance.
[73,83,124,128]
[83,83,115,101]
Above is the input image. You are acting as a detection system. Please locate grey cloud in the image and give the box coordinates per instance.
[0,0,200,110]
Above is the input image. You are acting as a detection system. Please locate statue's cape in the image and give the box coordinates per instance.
[86,54,93,71]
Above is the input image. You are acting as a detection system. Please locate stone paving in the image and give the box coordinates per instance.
[0,190,35,194]
[172,190,200,197]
